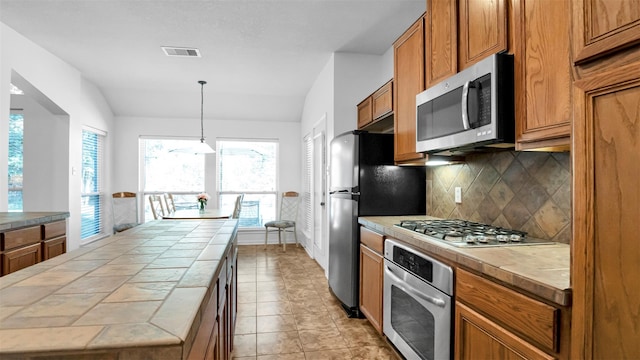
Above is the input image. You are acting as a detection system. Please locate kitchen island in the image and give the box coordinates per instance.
[0,218,238,359]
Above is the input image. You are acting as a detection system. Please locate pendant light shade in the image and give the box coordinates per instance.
[171,80,215,154]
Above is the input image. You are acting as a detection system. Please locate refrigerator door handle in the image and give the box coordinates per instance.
[329,189,349,195]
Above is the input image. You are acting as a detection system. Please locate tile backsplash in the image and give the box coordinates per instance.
[426,151,571,243]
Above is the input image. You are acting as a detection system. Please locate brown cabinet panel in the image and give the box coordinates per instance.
[425,0,457,88]
[188,283,219,360]
[456,269,559,352]
[514,0,572,150]
[572,60,640,360]
[357,97,373,129]
[1,226,41,251]
[43,237,66,260]
[573,0,640,63]
[2,243,41,275]
[42,220,66,240]
[360,227,384,254]
[394,15,427,164]
[455,302,555,360]
[359,244,383,334]
[372,80,393,120]
[458,0,508,70]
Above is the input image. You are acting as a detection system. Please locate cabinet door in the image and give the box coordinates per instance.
[359,244,383,334]
[372,81,393,120]
[2,243,41,275]
[455,302,555,360]
[573,0,640,64]
[394,15,427,164]
[425,0,457,88]
[458,0,508,70]
[514,0,572,150]
[572,59,640,360]
[43,237,66,260]
[357,97,373,129]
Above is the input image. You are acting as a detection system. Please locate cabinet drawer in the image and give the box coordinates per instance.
[360,227,384,254]
[42,220,66,240]
[1,226,41,251]
[456,269,559,352]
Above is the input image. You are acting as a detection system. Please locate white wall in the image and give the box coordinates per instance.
[333,52,394,137]
[13,95,69,211]
[1,23,115,251]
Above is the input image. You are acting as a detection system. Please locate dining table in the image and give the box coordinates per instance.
[162,208,231,219]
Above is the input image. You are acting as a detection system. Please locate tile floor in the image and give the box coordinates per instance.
[232,245,399,360]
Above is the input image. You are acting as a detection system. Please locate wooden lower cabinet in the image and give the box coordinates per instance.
[1,220,67,276]
[359,244,383,333]
[455,302,554,360]
[455,269,569,360]
[359,227,384,333]
[2,242,41,275]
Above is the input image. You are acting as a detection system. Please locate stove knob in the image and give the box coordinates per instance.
[510,234,522,242]
[497,234,509,242]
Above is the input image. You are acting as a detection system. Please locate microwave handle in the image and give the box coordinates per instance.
[461,81,471,130]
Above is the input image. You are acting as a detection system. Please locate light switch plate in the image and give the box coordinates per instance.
[455,187,462,203]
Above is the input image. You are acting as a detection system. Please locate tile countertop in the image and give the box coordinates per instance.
[359,216,571,307]
[0,219,238,359]
[0,212,70,231]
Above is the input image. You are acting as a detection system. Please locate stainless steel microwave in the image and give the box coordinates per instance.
[416,53,515,155]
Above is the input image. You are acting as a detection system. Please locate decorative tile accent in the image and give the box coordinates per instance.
[428,151,571,243]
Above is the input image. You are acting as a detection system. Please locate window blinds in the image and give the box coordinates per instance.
[81,129,105,240]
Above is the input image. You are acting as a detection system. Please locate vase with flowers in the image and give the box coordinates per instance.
[197,193,209,212]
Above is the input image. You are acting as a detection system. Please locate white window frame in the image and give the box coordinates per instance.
[216,138,279,229]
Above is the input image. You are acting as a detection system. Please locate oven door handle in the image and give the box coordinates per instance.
[386,266,447,308]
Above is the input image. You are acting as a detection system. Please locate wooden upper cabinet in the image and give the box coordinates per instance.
[458,0,508,71]
[372,80,393,120]
[571,57,640,360]
[514,0,572,150]
[357,97,373,129]
[425,0,457,88]
[573,0,640,64]
[394,15,427,164]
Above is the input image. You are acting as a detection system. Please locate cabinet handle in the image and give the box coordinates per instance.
[386,266,446,308]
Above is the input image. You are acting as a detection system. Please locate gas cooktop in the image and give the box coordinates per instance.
[395,219,555,248]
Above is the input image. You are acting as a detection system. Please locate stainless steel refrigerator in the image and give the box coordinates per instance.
[328,130,426,317]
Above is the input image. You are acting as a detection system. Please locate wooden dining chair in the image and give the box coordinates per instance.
[232,194,244,219]
[164,193,176,213]
[264,191,300,251]
[149,195,166,219]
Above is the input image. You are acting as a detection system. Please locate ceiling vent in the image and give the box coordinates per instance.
[161,46,201,57]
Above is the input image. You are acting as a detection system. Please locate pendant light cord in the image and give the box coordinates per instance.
[199,80,207,142]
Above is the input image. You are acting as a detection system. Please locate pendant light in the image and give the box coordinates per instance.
[193,80,215,154]
[171,80,215,154]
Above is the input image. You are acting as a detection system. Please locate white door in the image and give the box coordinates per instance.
[312,116,328,272]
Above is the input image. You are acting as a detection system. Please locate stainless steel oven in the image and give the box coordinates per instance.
[383,239,453,360]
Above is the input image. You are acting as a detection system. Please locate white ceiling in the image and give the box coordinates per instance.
[1,0,425,122]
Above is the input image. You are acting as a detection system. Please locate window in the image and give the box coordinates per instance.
[140,138,206,220]
[81,128,106,240]
[217,139,277,228]
[8,113,23,211]
[302,135,313,237]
